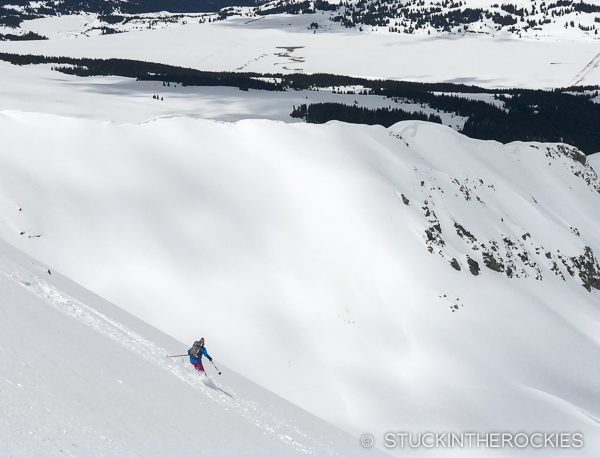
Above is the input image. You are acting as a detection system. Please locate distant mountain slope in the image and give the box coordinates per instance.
[0,0,255,34]
[0,0,256,16]
[254,0,600,38]
[1,112,600,455]
[3,0,600,41]
[0,236,376,457]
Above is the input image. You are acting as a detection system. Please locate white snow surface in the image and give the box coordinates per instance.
[1,111,600,456]
[3,13,600,88]
[0,236,379,457]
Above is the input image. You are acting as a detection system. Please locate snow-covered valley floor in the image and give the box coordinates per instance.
[2,13,600,88]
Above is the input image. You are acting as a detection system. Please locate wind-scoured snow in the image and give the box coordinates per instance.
[1,112,600,456]
[0,236,380,457]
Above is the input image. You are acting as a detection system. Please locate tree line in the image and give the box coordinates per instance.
[291,103,443,126]
[1,52,599,154]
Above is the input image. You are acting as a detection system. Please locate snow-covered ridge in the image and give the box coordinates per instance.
[403,137,600,290]
[1,111,600,455]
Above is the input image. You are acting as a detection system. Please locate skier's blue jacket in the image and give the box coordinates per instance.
[188,346,210,363]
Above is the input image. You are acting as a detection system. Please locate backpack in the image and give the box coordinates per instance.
[190,340,204,359]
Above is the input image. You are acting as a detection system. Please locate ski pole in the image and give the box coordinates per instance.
[168,354,188,358]
[210,360,222,375]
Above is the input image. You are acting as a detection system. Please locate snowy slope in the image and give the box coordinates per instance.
[0,236,382,457]
[1,112,600,456]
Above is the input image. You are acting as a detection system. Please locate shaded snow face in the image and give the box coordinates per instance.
[1,114,600,456]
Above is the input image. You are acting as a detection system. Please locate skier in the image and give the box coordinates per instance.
[188,338,212,374]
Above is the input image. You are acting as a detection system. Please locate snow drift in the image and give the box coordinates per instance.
[1,112,600,456]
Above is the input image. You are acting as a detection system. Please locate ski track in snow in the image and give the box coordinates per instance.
[570,52,600,86]
[0,266,337,457]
